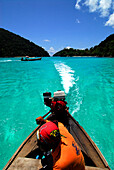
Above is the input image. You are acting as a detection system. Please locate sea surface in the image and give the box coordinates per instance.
[0,57,114,170]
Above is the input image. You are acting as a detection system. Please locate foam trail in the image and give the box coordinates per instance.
[0,60,12,62]
[54,62,75,94]
[54,61,82,115]
[70,87,82,116]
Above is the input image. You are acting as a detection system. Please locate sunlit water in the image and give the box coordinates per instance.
[0,57,114,169]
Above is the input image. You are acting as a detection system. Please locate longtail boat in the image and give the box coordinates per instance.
[3,91,111,170]
[21,56,42,61]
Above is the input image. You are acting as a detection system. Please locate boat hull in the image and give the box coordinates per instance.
[3,112,110,170]
[21,57,42,61]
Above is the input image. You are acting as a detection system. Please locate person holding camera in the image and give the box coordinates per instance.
[36,117,85,170]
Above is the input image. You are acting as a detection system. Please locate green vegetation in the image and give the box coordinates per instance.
[0,28,113,58]
[0,28,50,57]
[53,34,114,57]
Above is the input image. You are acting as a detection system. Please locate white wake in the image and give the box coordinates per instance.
[0,60,12,62]
[54,62,76,94]
[54,61,82,115]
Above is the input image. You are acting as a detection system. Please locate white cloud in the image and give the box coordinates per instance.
[105,13,114,28]
[99,0,112,17]
[75,0,81,9]
[76,19,80,23]
[84,0,98,12]
[48,47,56,55]
[44,39,50,42]
[84,0,112,16]
[65,46,71,49]
[75,0,114,27]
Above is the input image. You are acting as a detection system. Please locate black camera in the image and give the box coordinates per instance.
[43,92,52,107]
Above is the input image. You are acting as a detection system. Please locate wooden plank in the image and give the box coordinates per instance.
[85,166,109,170]
[8,157,109,170]
[68,115,110,169]
[8,157,42,170]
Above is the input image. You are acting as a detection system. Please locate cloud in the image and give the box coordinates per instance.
[44,39,50,42]
[75,0,81,9]
[76,19,80,23]
[65,46,71,49]
[75,0,114,27]
[98,0,112,17]
[48,47,56,55]
[84,0,98,12]
[105,13,114,28]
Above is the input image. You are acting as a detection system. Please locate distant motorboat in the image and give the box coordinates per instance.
[21,56,42,61]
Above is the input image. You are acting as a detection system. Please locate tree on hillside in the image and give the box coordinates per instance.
[53,34,114,57]
[0,28,50,57]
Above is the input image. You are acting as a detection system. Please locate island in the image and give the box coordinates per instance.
[0,28,113,58]
[53,34,114,58]
[0,28,50,57]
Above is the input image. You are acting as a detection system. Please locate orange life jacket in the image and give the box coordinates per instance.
[52,122,85,170]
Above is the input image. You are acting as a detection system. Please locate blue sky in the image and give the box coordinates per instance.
[0,0,114,55]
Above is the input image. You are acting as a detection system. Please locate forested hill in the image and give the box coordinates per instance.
[53,34,114,57]
[0,28,50,57]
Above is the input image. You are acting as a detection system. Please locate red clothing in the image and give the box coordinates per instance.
[52,122,85,170]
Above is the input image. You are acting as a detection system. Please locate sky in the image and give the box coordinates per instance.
[0,0,114,55]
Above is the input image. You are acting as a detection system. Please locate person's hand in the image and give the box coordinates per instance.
[36,116,46,125]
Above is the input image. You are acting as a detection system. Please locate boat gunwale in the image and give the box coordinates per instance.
[67,112,110,170]
[3,125,40,170]
[3,112,111,170]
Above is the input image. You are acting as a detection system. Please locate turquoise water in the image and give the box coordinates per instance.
[0,57,114,169]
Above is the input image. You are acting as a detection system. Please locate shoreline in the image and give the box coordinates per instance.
[0,56,113,58]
